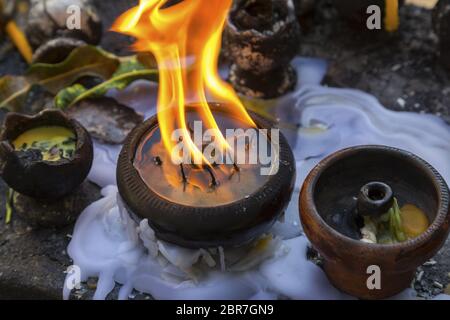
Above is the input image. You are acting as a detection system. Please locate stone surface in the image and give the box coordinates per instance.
[14,181,101,229]
[66,97,144,145]
[0,179,101,299]
[299,1,450,298]
[0,0,449,300]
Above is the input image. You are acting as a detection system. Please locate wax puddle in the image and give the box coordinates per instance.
[68,60,450,300]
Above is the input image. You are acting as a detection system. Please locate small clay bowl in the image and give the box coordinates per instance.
[223,0,300,98]
[0,110,93,200]
[336,0,404,31]
[300,145,450,299]
[117,103,296,248]
[26,0,102,50]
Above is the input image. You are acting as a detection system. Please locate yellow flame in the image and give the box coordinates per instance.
[113,0,255,164]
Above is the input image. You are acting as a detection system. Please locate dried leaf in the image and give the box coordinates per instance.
[0,46,120,111]
[55,57,158,109]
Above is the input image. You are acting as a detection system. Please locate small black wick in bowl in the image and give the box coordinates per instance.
[357,182,394,217]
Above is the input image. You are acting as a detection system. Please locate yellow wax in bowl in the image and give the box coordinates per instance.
[400,204,429,239]
[13,126,76,161]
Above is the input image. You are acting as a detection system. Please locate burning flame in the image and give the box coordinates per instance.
[113,0,256,165]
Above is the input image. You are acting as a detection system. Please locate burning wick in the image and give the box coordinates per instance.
[132,108,277,206]
[112,0,280,204]
[112,0,256,169]
[113,0,295,245]
[153,156,162,165]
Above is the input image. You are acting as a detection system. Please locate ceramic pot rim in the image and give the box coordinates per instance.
[227,0,297,37]
[300,145,450,253]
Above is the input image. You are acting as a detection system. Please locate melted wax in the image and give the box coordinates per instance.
[66,58,450,300]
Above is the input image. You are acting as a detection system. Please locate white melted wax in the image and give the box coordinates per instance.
[65,58,450,300]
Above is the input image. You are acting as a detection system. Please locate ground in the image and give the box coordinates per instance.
[0,0,448,299]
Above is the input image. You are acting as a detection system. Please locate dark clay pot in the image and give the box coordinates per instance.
[300,145,450,299]
[117,104,296,248]
[433,0,450,70]
[224,0,300,99]
[0,110,93,200]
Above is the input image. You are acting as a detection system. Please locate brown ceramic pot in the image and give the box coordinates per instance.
[117,103,296,248]
[300,145,450,299]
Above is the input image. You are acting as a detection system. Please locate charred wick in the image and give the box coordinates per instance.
[153,156,163,166]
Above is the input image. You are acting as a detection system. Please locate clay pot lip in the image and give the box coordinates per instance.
[300,145,450,252]
[0,109,88,167]
[31,37,87,64]
[227,0,297,37]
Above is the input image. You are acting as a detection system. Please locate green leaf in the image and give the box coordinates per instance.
[55,57,158,109]
[388,198,407,242]
[114,56,148,76]
[54,84,88,109]
[0,46,120,111]
[5,188,13,225]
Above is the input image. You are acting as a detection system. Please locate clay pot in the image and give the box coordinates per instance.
[223,0,301,99]
[300,145,450,299]
[0,110,93,200]
[117,103,296,248]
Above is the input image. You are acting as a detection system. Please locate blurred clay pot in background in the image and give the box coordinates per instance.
[433,0,450,70]
[0,110,93,200]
